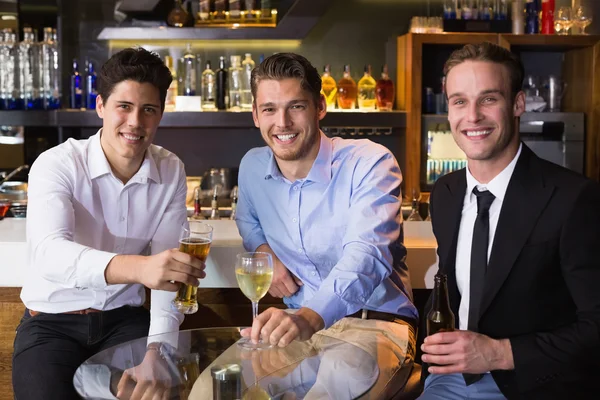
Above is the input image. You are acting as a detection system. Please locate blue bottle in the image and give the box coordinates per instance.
[525,0,539,34]
[443,0,457,19]
[86,61,97,109]
[70,59,82,109]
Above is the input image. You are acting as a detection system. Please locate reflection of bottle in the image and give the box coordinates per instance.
[321,65,337,110]
[183,44,196,96]
[86,61,97,109]
[427,273,455,339]
[209,187,220,220]
[164,55,178,111]
[70,59,82,109]
[216,56,228,110]
[241,53,254,109]
[201,61,216,110]
[228,55,243,111]
[376,65,394,111]
[406,189,423,221]
[357,65,376,111]
[336,65,356,110]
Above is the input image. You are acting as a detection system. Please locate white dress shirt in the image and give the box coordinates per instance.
[21,130,188,336]
[455,144,522,331]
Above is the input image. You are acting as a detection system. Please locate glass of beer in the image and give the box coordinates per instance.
[235,252,273,350]
[172,221,213,314]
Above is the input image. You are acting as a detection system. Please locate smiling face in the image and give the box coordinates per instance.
[252,78,326,167]
[96,80,163,173]
[446,60,525,170]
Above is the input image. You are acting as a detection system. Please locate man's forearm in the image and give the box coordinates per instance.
[105,254,146,285]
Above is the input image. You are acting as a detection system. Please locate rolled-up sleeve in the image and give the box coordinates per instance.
[304,152,402,328]
[27,151,117,290]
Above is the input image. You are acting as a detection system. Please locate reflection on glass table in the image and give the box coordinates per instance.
[73,328,379,400]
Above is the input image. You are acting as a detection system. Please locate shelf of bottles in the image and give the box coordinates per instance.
[423,116,466,186]
[194,0,278,28]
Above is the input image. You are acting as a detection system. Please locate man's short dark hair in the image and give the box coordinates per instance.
[251,52,322,105]
[97,47,172,111]
[443,42,524,101]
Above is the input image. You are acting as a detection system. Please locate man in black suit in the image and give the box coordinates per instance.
[418,42,600,400]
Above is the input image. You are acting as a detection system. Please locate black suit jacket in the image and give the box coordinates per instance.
[422,144,600,399]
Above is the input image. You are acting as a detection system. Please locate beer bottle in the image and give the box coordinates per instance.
[426,272,455,336]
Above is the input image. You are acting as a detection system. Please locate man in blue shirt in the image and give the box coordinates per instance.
[235,52,418,398]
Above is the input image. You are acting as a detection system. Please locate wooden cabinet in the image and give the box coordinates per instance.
[396,32,600,198]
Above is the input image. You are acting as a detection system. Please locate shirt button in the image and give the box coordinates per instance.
[311,271,317,276]
[298,248,303,253]
[293,186,299,191]
[120,216,126,222]
[292,218,297,223]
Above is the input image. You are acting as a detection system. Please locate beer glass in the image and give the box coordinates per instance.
[172,221,213,314]
[235,252,274,349]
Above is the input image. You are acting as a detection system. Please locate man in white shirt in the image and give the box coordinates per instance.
[12,48,205,400]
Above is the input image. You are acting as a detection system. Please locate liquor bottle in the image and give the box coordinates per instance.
[213,0,227,20]
[540,0,555,34]
[0,29,18,110]
[479,0,493,20]
[41,27,60,110]
[209,186,220,220]
[525,0,539,34]
[167,0,189,27]
[177,56,185,96]
[427,272,455,339]
[244,0,257,21]
[230,186,239,220]
[70,59,82,109]
[321,65,337,111]
[357,65,377,111]
[192,187,204,220]
[164,55,178,111]
[199,0,211,22]
[228,55,243,111]
[86,61,97,110]
[195,54,203,96]
[443,0,457,19]
[260,0,272,19]
[201,60,216,110]
[495,0,508,20]
[406,189,423,221]
[229,0,242,20]
[216,56,228,110]
[182,44,196,96]
[240,53,254,109]
[20,27,42,110]
[376,65,394,111]
[336,65,357,110]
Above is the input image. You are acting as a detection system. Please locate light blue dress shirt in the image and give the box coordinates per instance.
[236,132,417,328]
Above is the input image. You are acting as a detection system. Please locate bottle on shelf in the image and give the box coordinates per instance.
[229,0,242,20]
[321,65,337,111]
[230,186,239,220]
[195,54,203,96]
[496,0,508,20]
[177,56,185,96]
[479,0,493,20]
[336,65,357,110]
[199,0,211,23]
[244,0,258,21]
[260,0,273,19]
[41,27,60,110]
[525,0,539,34]
[192,187,204,220]
[443,0,457,19]
[0,29,18,110]
[240,53,254,109]
[167,0,189,27]
[406,189,423,221]
[540,0,555,34]
[375,65,394,111]
[216,56,228,110]
[425,202,432,221]
[20,27,42,110]
[213,0,227,20]
[182,44,197,96]
[86,61,97,110]
[357,65,377,111]
[202,60,216,110]
[164,55,178,111]
[426,272,455,338]
[70,59,82,109]
[209,186,220,220]
[228,55,243,111]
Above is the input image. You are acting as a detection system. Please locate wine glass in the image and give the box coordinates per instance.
[172,221,213,314]
[236,252,274,350]
[554,6,573,35]
[573,6,593,35]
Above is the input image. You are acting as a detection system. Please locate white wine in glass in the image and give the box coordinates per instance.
[172,221,213,314]
[235,252,274,350]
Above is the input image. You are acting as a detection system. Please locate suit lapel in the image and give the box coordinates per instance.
[480,146,554,317]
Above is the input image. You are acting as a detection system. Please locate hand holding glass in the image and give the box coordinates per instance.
[235,252,274,350]
[172,221,213,314]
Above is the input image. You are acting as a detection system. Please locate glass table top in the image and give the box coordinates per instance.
[74,327,379,399]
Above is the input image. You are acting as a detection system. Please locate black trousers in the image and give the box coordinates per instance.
[12,306,150,400]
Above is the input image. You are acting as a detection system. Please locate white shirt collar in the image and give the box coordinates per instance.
[88,128,161,184]
[465,142,522,203]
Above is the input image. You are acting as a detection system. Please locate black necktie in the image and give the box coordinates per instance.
[464,187,495,386]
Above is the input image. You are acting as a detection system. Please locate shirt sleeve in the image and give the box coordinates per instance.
[235,156,267,252]
[304,151,403,328]
[26,150,117,290]
[148,162,188,337]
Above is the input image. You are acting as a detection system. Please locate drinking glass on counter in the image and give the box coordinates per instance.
[172,221,213,314]
[235,252,274,350]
